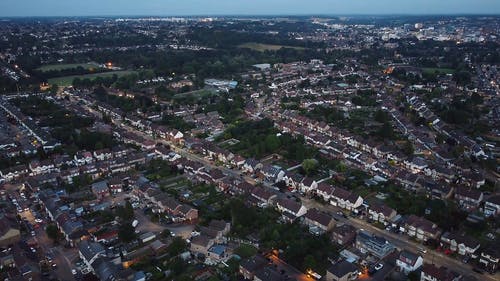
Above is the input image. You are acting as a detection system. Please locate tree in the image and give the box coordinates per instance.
[302,159,318,175]
[116,201,134,221]
[118,223,136,243]
[265,134,281,152]
[408,271,420,281]
[46,224,60,242]
[403,140,414,156]
[167,237,188,256]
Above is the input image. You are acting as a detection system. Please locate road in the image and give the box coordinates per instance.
[82,100,498,281]
[34,225,77,281]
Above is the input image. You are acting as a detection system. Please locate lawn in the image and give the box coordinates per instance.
[37,62,101,72]
[422,67,455,75]
[238,42,306,52]
[48,70,136,86]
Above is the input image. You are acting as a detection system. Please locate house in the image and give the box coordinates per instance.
[454,187,483,211]
[484,195,500,217]
[79,240,105,270]
[91,181,110,199]
[242,158,262,174]
[299,177,317,194]
[420,263,462,281]
[303,209,335,234]
[231,181,254,196]
[368,203,397,225]
[316,182,335,201]
[276,198,307,222]
[254,267,286,281]
[239,254,268,280]
[190,234,214,257]
[0,165,28,182]
[28,159,55,175]
[440,232,480,257]
[93,149,113,161]
[396,250,423,274]
[250,187,277,208]
[74,151,94,166]
[325,260,359,281]
[356,230,395,258]
[479,244,499,273]
[404,215,441,242]
[331,224,357,246]
[330,187,363,211]
[259,164,285,183]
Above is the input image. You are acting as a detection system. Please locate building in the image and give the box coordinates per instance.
[325,260,359,281]
[368,203,397,225]
[479,244,499,273]
[483,195,500,217]
[276,198,307,221]
[440,232,480,257]
[404,215,441,241]
[239,254,268,280]
[331,224,357,246]
[396,250,423,274]
[454,187,483,211]
[420,263,461,281]
[91,181,110,199]
[78,240,105,270]
[302,209,335,235]
[356,230,395,258]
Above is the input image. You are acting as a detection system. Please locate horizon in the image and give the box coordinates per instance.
[1,0,500,17]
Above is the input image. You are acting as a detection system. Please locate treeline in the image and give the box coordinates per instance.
[35,66,110,80]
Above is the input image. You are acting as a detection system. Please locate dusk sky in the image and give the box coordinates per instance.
[1,0,500,17]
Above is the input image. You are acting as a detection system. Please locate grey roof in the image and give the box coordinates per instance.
[328,260,358,277]
[78,240,105,262]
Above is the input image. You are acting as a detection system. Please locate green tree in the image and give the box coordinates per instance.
[265,134,281,152]
[116,201,134,221]
[403,140,414,156]
[118,223,136,243]
[168,237,188,256]
[45,224,60,242]
[302,159,318,175]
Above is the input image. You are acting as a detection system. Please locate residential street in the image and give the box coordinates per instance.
[119,119,499,281]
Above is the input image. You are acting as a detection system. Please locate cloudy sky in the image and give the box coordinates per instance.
[1,0,499,17]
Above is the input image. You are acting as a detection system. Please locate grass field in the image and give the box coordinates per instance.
[238,42,306,52]
[37,62,101,72]
[48,70,136,86]
[422,67,455,75]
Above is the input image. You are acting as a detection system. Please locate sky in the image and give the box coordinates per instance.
[1,0,500,17]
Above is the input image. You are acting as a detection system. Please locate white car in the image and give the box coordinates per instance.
[30,247,36,253]
[71,269,77,275]
[374,263,383,271]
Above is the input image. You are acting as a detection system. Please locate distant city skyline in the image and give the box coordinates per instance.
[1,0,500,17]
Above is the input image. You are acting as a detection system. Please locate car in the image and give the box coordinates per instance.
[31,231,36,236]
[71,269,77,275]
[374,263,384,271]
[30,247,36,253]
[418,247,427,254]
[35,218,43,223]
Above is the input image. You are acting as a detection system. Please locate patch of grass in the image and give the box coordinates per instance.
[422,67,455,75]
[238,42,306,52]
[48,70,137,86]
[37,62,101,72]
